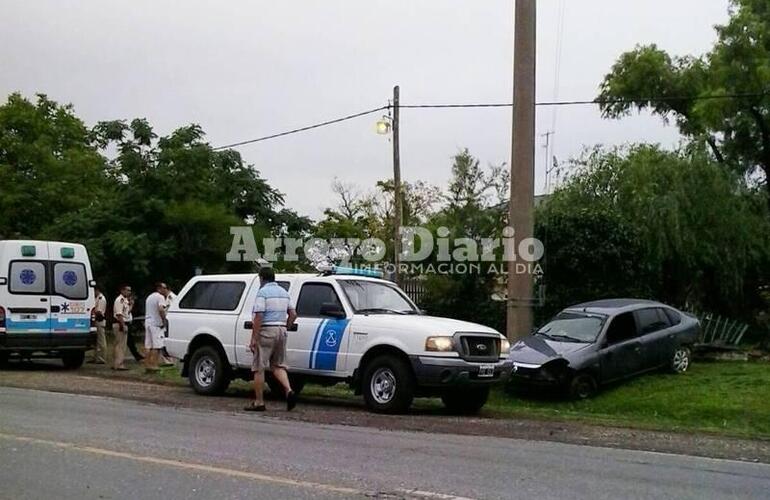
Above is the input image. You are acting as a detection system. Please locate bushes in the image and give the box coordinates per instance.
[537,145,770,324]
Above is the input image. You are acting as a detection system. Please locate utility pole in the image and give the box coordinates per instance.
[507,0,536,341]
[392,85,403,286]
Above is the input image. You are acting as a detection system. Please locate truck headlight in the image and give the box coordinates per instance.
[425,336,454,352]
[500,338,511,353]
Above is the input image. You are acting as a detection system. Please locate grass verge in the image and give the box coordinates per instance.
[140,360,770,439]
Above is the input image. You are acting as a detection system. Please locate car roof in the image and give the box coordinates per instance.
[189,273,393,285]
[565,298,668,315]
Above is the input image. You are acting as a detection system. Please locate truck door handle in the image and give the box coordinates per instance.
[244,321,253,330]
[288,323,298,332]
[50,306,61,313]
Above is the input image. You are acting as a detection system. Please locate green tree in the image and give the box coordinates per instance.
[598,0,770,209]
[537,145,770,319]
[420,150,510,332]
[0,93,110,238]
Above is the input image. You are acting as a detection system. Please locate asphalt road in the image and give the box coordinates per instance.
[0,387,768,500]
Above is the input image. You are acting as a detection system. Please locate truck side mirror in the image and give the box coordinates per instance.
[319,302,346,319]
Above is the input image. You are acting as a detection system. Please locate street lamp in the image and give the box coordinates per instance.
[375,87,402,285]
[375,117,391,135]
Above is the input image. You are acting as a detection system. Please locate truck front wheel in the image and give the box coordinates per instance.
[362,355,415,414]
[189,345,230,395]
[441,387,490,415]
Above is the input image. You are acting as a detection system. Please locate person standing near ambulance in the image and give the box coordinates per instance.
[144,282,169,372]
[89,286,108,364]
[112,285,132,370]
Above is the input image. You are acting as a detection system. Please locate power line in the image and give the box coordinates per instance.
[213,91,769,149]
[401,91,770,109]
[212,105,389,150]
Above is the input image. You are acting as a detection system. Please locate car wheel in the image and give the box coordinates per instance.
[189,345,230,395]
[61,350,85,369]
[569,373,598,400]
[670,346,691,374]
[362,355,414,414]
[441,387,490,415]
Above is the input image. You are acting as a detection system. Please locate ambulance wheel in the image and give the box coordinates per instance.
[362,355,414,414]
[189,345,230,395]
[441,387,490,415]
[62,350,85,369]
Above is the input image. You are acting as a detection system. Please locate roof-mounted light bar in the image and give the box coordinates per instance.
[316,264,384,279]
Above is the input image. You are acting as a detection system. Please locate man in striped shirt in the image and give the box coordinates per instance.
[245,266,298,412]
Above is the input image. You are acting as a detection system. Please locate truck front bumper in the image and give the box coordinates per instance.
[409,356,513,387]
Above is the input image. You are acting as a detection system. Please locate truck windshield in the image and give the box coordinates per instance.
[536,312,606,343]
[338,280,419,315]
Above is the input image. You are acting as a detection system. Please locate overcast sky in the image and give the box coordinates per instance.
[1,0,730,219]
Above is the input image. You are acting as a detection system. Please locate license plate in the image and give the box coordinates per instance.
[478,364,495,378]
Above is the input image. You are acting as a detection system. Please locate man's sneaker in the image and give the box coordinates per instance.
[286,391,297,411]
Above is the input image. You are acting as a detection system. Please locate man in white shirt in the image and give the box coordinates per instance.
[90,286,108,364]
[144,282,170,372]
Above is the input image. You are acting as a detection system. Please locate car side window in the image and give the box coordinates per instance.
[296,283,342,318]
[635,308,670,335]
[179,281,245,311]
[605,312,637,345]
[663,308,682,326]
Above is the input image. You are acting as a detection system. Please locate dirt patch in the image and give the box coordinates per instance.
[1,359,769,464]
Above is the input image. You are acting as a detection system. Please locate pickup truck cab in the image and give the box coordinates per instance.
[166,268,512,414]
[0,240,96,368]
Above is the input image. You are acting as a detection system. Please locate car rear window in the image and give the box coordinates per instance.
[179,281,246,311]
[8,261,48,295]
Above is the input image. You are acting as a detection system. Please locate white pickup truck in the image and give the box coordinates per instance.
[165,269,512,414]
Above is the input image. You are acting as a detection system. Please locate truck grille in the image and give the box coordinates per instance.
[458,335,500,361]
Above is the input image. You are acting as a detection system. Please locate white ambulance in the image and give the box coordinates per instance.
[0,240,96,368]
[166,267,512,414]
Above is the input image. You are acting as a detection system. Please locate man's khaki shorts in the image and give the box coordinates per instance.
[252,326,288,373]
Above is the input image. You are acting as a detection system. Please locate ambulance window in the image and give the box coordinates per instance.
[9,261,48,295]
[53,262,88,300]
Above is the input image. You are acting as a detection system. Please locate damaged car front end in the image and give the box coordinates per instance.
[508,311,607,397]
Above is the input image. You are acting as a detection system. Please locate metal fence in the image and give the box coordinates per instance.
[690,311,750,349]
[401,278,427,306]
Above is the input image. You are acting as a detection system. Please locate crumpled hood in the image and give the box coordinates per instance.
[509,334,592,365]
[354,314,500,336]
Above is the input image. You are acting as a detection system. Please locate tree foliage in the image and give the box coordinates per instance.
[0,93,303,297]
[598,0,770,208]
[537,145,770,319]
[0,94,110,238]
